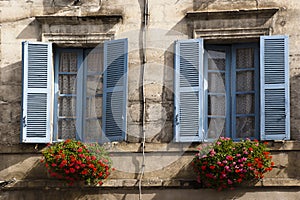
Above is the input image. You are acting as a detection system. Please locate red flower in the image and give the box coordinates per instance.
[248,147,253,151]
[209,165,216,170]
[51,163,57,167]
[65,139,71,144]
[61,160,67,166]
[81,170,88,175]
[237,178,243,183]
[201,166,206,171]
[77,147,83,153]
[88,164,95,169]
[70,168,75,173]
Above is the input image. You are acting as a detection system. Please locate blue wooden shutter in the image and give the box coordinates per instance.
[174,39,204,142]
[260,36,290,140]
[103,38,128,141]
[21,42,53,143]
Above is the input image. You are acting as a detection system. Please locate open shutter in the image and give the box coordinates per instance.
[174,39,204,142]
[21,42,53,143]
[260,35,290,140]
[103,38,128,141]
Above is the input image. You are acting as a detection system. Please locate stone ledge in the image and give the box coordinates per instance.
[2,178,300,190]
[1,141,300,154]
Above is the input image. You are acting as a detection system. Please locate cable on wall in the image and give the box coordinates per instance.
[138,0,149,199]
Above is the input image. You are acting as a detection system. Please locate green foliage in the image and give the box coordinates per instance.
[41,139,113,186]
[192,137,274,191]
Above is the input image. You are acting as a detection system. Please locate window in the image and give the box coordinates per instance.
[21,39,128,143]
[174,36,290,142]
[205,43,259,140]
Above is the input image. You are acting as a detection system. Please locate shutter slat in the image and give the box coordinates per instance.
[260,36,290,140]
[174,39,204,142]
[103,39,128,141]
[22,42,52,143]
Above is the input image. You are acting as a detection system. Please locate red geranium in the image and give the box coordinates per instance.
[42,139,112,185]
[192,137,274,191]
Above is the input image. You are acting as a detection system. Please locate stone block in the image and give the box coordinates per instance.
[0,85,21,102]
[144,83,163,102]
[127,123,143,142]
[144,120,173,143]
[146,103,167,122]
[0,102,21,123]
[0,62,22,84]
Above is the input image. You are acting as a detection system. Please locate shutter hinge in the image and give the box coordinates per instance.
[23,116,27,127]
[175,114,179,125]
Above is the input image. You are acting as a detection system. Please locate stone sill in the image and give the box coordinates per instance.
[2,178,300,190]
[186,7,279,19]
[1,141,300,154]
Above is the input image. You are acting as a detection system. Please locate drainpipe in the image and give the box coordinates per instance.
[138,0,149,199]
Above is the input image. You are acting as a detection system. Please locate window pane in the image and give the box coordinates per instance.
[236,70,254,92]
[236,94,255,114]
[84,119,102,142]
[59,75,76,94]
[207,118,226,139]
[58,119,76,139]
[208,95,226,116]
[85,96,102,118]
[207,50,226,70]
[208,72,226,93]
[59,97,76,117]
[59,52,77,72]
[86,75,102,96]
[86,48,103,73]
[236,117,255,138]
[236,48,254,69]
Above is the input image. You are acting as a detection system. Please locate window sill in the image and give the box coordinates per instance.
[2,178,300,190]
[1,141,300,154]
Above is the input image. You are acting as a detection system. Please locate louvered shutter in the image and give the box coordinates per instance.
[21,42,53,143]
[103,39,128,141]
[174,39,204,142]
[260,36,290,140]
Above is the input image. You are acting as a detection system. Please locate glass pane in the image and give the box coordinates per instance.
[59,52,77,72]
[59,75,76,94]
[84,119,101,142]
[95,96,102,118]
[86,47,103,73]
[208,95,226,116]
[207,118,226,139]
[59,97,76,117]
[58,119,76,139]
[236,71,254,92]
[86,75,102,96]
[236,48,254,69]
[208,72,226,93]
[85,96,102,118]
[236,94,255,114]
[236,117,255,138]
[207,50,226,70]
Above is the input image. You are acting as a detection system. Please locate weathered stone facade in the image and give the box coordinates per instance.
[1,0,300,199]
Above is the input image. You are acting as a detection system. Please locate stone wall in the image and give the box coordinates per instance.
[1,0,300,199]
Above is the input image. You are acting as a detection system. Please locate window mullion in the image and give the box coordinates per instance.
[76,49,85,141]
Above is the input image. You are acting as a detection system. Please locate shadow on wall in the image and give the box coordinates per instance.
[193,0,217,11]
